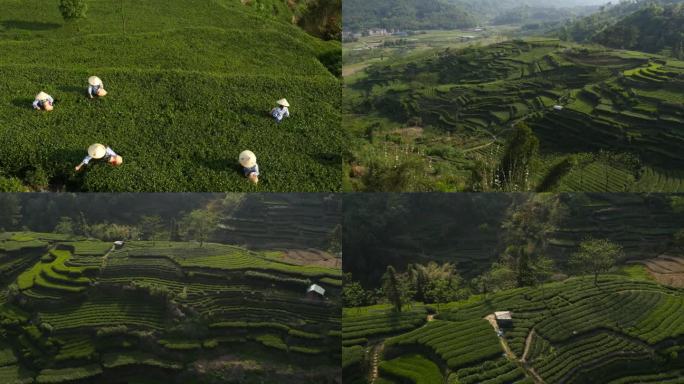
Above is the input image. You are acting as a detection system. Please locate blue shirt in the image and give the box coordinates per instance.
[244,164,259,177]
[271,106,290,121]
[87,84,101,97]
[33,95,54,109]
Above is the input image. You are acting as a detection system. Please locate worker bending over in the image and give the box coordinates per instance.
[33,92,54,111]
[75,143,123,171]
[271,98,290,123]
[87,76,107,98]
[239,150,259,184]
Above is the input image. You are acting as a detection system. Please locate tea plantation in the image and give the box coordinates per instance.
[0,232,342,383]
[0,0,343,192]
[345,38,684,192]
[343,275,684,383]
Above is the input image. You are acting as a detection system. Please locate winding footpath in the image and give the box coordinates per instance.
[369,342,385,384]
[485,314,546,384]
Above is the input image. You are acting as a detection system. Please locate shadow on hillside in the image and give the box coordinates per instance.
[313,152,340,167]
[58,85,86,97]
[197,156,243,174]
[11,98,34,110]
[48,149,87,192]
[1,20,61,31]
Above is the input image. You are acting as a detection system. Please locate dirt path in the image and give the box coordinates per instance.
[485,315,545,384]
[521,329,536,363]
[100,245,115,270]
[369,342,385,383]
[484,314,516,359]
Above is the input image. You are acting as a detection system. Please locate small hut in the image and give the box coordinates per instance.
[495,311,513,328]
[553,105,564,111]
[306,284,326,300]
[113,241,124,249]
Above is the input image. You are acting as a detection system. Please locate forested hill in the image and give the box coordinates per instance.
[593,3,684,57]
[559,0,684,57]
[343,0,477,31]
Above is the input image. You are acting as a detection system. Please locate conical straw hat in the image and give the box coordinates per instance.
[35,91,49,101]
[88,76,103,86]
[276,98,290,107]
[239,150,257,168]
[88,143,107,159]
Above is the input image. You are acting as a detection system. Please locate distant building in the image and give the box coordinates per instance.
[554,105,564,111]
[113,241,124,249]
[368,28,390,37]
[306,284,326,300]
[495,311,513,328]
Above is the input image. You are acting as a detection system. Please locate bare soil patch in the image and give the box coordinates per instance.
[641,255,684,287]
[283,249,341,268]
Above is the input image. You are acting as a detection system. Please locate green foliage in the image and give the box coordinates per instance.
[179,209,218,247]
[379,354,443,384]
[58,0,88,24]
[498,123,539,191]
[382,266,403,312]
[343,304,427,341]
[386,319,502,370]
[0,0,342,192]
[53,217,74,235]
[345,38,684,192]
[593,3,684,58]
[343,0,477,31]
[570,238,624,285]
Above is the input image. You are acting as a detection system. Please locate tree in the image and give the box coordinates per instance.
[498,123,539,191]
[408,261,458,302]
[343,274,367,308]
[54,217,74,235]
[532,254,555,294]
[488,261,517,292]
[382,266,403,312]
[515,248,535,287]
[424,278,462,310]
[58,0,88,30]
[570,238,623,286]
[138,215,167,241]
[179,209,218,247]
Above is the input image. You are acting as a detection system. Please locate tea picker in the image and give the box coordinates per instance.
[239,150,259,184]
[33,91,54,111]
[87,76,108,99]
[75,143,123,171]
[270,98,290,124]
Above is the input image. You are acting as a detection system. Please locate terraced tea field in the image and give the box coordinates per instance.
[344,38,684,192]
[343,275,684,384]
[0,0,343,192]
[0,232,341,383]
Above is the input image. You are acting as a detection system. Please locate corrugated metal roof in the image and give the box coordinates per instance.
[307,284,325,296]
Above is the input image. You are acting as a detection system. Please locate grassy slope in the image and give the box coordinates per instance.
[0,233,341,383]
[344,38,684,192]
[0,0,343,192]
[344,274,684,383]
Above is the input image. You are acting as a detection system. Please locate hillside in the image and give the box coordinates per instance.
[0,0,343,192]
[343,275,684,383]
[238,0,341,40]
[558,0,684,51]
[592,3,684,57]
[219,193,341,250]
[345,38,684,192]
[343,194,684,285]
[343,0,477,32]
[0,232,342,383]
